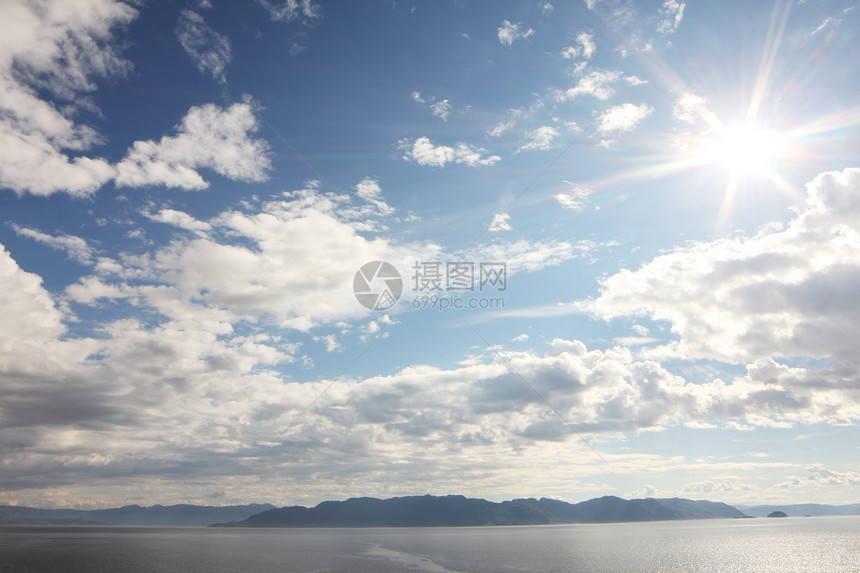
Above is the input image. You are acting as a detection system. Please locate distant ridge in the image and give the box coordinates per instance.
[734,503,860,517]
[0,503,276,526]
[211,495,748,528]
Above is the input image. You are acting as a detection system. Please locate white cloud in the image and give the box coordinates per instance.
[0,0,135,196]
[625,75,647,86]
[412,93,454,121]
[142,208,212,233]
[354,177,394,217]
[804,464,860,485]
[561,46,579,59]
[487,101,544,137]
[498,20,534,47]
[115,102,271,189]
[314,333,341,352]
[632,324,649,336]
[68,180,439,331]
[462,239,605,274]
[488,213,512,232]
[561,32,596,61]
[175,10,231,84]
[0,244,68,354]
[586,168,860,368]
[596,103,653,133]
[401,137,500,167]
[577,32,596,59]
[555,185,593,211]
[10,225,95,264]
[673,93,710,123]
[657,0,686,34]
[488,119,517,137]
[0,2,272,197]
[430,99,451,121]
[255,0,319,22]
[7,212,860,506]
[517,126,559,152]
[811,16,840,35]
[557,69,622,101]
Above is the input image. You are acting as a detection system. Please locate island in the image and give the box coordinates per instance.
[767,511,788,518]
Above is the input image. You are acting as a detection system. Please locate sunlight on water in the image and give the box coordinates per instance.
[1,517,858,573]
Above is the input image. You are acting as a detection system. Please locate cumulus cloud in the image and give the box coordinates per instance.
[0,177,636,506]
[176,10,231,84]
[596,103,653,133]
[586,168,860,368]
[0,0,135,196]
[0,2,271,197]
[0,245,68,355]
[115,102,271,189]
[658,0,686,34]
[517,126,559,152]
[5,189,860,505]
[498,20,534,46]
[401,137,500,167]
[557,69,622,101]
[7,291,853,507]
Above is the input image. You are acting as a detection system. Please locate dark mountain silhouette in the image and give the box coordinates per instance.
[211,494,747,527]
[767,511,788,518]
[0,503,276,526]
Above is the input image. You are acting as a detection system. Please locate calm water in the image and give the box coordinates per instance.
[1,516,858,572]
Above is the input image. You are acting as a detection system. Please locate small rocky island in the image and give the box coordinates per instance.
[767,511,788,518]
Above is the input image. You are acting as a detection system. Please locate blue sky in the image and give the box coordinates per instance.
[2,0,860,509]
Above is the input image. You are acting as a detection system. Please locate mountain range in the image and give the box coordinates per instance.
[4,496,859,528]
[211,495,748,527]
[0,503,275,526]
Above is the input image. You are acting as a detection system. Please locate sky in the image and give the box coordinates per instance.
[1,0,860,510]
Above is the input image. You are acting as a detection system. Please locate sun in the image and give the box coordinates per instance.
[696,122,789,176]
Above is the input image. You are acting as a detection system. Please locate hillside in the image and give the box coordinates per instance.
[212,495,747,527]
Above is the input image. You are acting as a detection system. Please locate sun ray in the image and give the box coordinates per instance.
[746,0,794,125]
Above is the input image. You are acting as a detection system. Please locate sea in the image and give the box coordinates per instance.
[1,516,858,572]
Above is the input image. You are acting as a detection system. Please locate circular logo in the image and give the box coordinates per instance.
[353,261,403,310]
